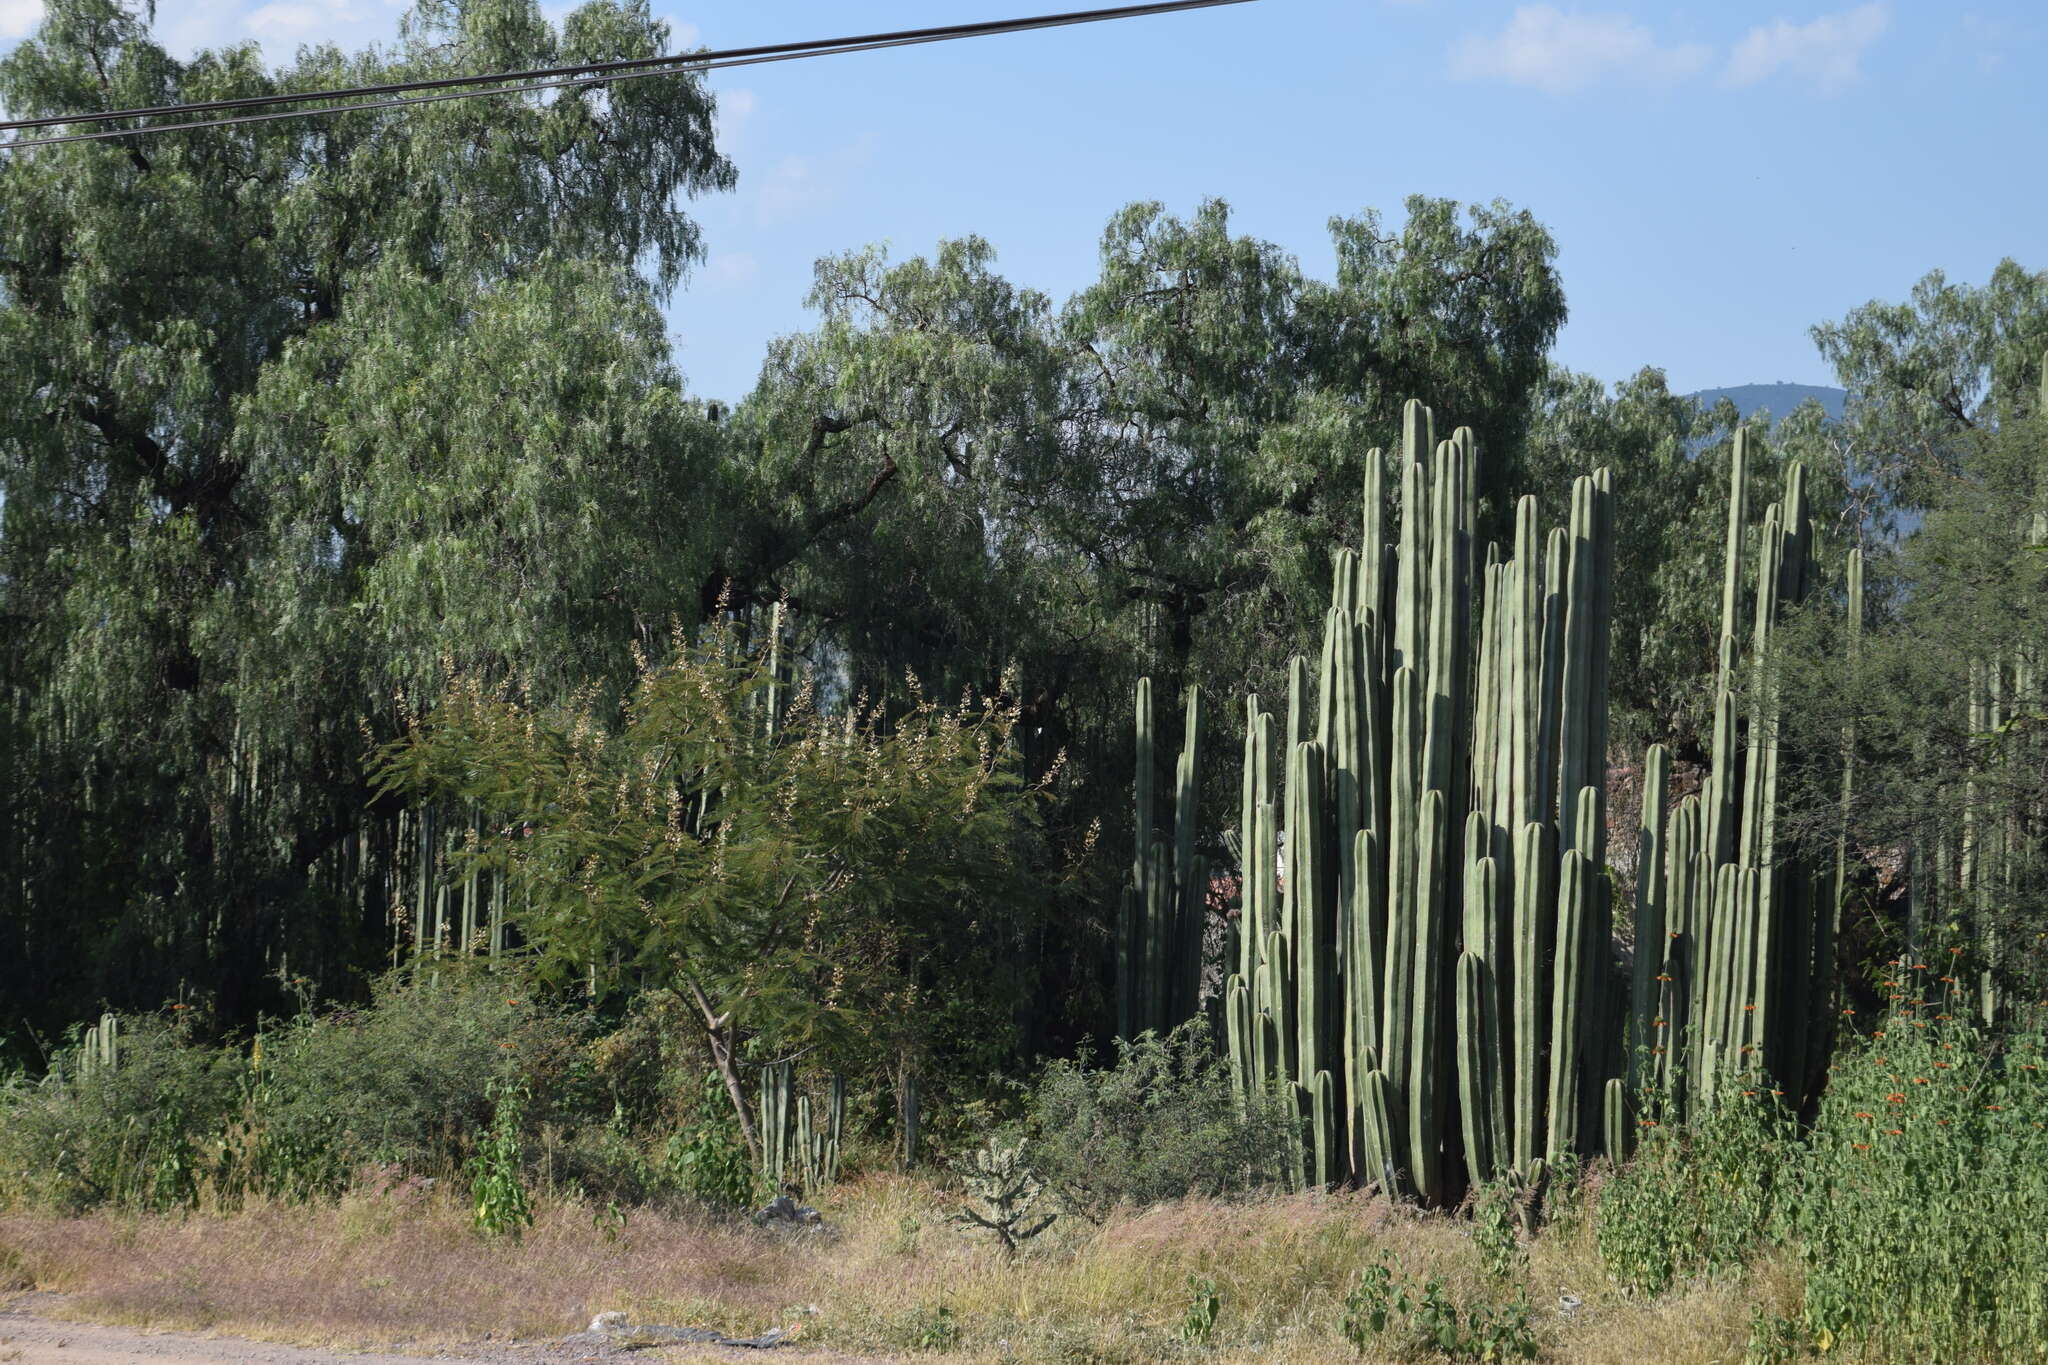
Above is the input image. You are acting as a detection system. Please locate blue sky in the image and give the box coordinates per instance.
[4,1,2043,405]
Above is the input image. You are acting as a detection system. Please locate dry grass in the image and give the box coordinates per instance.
[0,1175,1785,1363]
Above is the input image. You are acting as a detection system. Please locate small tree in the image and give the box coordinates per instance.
[374,618,1048,1155]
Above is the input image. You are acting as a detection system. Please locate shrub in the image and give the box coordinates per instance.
[1598,995,2048,1359]
[1020,1020,1299,1221]
[0,973,591,1212]
[1786,1001,2048,1358]
[245,968,590,1190]
[0,1014,240,1212]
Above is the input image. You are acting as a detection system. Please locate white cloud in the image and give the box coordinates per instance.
[0,0,44,41]
[706,251,758,289]
[752,131,874,226]
[717,85,757,136]
[246,1,363,38]
[1725,4,1890,93]
[1451,6,1711,94]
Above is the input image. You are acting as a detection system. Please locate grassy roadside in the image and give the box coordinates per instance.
[0,1174,1793,1364]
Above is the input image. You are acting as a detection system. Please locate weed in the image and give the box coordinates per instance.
[469,1079,533,1239]
[1178,1274,1219,1346]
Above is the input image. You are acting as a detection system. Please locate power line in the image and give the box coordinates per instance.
[0,0,1253,152]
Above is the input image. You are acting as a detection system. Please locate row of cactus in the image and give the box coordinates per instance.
[78,1011,119,1077]
[1118,678,1209,1038]
[1211,400,1622,1203]
[1132,402,1853,1202]
[1630,445,1848,1121]
[758,1062,844,1193]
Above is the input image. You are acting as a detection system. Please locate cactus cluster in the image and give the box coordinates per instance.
[1119,679,1209,1039]
[1217,399,1620,1202]
[759,1062,844,1193]
[1129,403,1854,1201]
[1632,443,1845,1118]
[78,1011,119,1077]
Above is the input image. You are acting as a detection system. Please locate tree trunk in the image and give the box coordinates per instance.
[686,977,762,1163]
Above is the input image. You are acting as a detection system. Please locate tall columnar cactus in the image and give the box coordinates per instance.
[1194,399,1622,1202]
[1120,680,1207,1037]
[1626,443,1853,1118]
[78,1011,118,1078]
[760,1060,793,1188]
[1131,399,1856,1201]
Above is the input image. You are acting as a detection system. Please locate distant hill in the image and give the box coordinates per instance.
[1688,382,1847,424]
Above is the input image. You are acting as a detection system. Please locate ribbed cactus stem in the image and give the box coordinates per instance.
[1547,847,1591,1160]
[1511,820,1551,1176]
[1630,745,1670,1094]
[1312,1070,1337,1189]
[1406,788,1450,1205]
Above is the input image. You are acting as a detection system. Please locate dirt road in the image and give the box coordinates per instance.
[0,1300,821,1365]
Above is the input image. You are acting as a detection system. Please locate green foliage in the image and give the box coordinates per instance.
[1812,260,2048,509]
[1339,1252,1537,1362]
[0,1015,239,1212]
[375,619,1049,1135]
[0,0,735,1046]
[1595,1090,1797,1298]
[468,1079,534,1239]
[1020,1022,1300,1222]
[1179,1274,1221,1347]
[903,1302,961,1352]
[663,1074,760,1210]
[1599,1004,2048,1359]
[241,971,586,1190]
[1471,1180,1525,1282]
[0,976,586,1212]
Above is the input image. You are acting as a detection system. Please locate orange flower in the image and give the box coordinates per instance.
[1842,1008,1856,1016]
[1873,1031,1887,1039]
[1935,1061,1952,1069]
[1745,1004,1758,1012]
[1639,1119,1659,1128]
[1950,946,1964,954]
[1886,1128,1903,1136]
[1936,1014,1951,1021]
[1939,976,1955,984]
[1912,1077,1930,1085]
[1854,1111,1875,1119]
[1938,1119,1951,1126]
[1742,1090,1758,1098]
[1885,1093,1906,1103]
[1854,1143,1871,1151]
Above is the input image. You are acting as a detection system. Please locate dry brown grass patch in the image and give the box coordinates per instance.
[0,1175,1784,1363]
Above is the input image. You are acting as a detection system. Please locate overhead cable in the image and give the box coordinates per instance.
[0,0,1253,152]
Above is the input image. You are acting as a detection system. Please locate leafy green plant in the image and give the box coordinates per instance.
[469,1079,534,1239]
[664,1073,759,1209]
[1472,1178,1525,1281]
[1340,1254,1404,1349]
[905,1302,959,1352]
[1179,1274,1220,1347]
[1339,1251,1534,1361]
